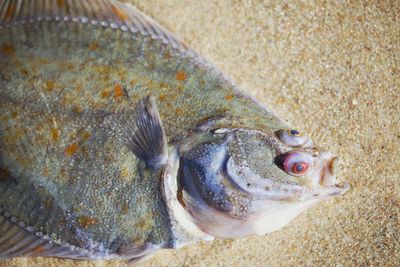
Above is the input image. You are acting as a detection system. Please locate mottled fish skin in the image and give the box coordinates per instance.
[0,0,288,259]
[0,0,348,262]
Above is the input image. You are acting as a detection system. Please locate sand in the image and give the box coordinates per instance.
[3,0,399,266]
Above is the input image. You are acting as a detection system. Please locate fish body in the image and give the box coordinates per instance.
[0,0,348,261]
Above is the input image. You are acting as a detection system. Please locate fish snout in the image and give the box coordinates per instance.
[317,152,349,194]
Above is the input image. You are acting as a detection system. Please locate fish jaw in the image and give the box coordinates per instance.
[307,152,350,199]
[232,198,324,237]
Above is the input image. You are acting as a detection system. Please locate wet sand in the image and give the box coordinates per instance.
[4,0,399,266]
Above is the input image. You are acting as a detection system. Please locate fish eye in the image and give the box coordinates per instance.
[275,151,314,176]
[291,162,308,175]
[288,129,301,136]
[275,129,314,148]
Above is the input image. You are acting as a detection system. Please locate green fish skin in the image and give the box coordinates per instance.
[0,0,348,262]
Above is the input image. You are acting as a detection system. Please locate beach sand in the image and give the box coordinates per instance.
[3,0,399,266]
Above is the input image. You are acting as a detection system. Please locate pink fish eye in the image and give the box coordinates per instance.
[291,162,309,175]
[276,151,314,176]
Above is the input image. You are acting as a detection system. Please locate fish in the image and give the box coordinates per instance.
[0,0,349,262]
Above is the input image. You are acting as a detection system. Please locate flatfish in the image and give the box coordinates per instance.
[0,0,348,262]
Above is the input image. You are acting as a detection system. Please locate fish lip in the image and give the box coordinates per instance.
[309,181,349,200]
[319,154,337,187]
[330,181,350,195]
[316,154,349,195]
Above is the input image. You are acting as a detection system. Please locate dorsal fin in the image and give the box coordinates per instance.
[0,0,188,52]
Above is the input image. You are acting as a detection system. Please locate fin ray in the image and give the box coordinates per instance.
[0,0,187,53]
[0,209,94,259]
[122,96,168,170]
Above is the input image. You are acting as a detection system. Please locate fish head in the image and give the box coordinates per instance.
[176,127,349,238]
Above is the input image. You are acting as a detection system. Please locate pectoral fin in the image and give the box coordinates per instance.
[122,96,168,170]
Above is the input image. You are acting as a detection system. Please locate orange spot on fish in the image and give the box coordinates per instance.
[5,3,15,20]
[77,216,98,228]
[57,0,65,8]
[111,5,128,21]
[82,131,91,140]
[130,79,136,86]
[32,245,46,255]
[158,94,166,101]
[20,68,29,76]
[42,167,50,177]
[224,94,234,101]
[122,202,130,214]
[101,90,111,98]
[175,108,183,115]
[114,84,124,98]
[72,105,83,114]
[45,80,55,91]
[11,111,18,118]
[175,71,186,81]
[64,143,78,156]
[51,128,60,141]
[1,45,14,56]
[89,42,99,51]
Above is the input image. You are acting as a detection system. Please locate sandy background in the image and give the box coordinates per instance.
[3,0,399,266]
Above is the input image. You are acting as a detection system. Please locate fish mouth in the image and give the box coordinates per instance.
[317,154,349,196]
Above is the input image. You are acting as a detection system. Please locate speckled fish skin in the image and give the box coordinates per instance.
[0,0,348,262]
